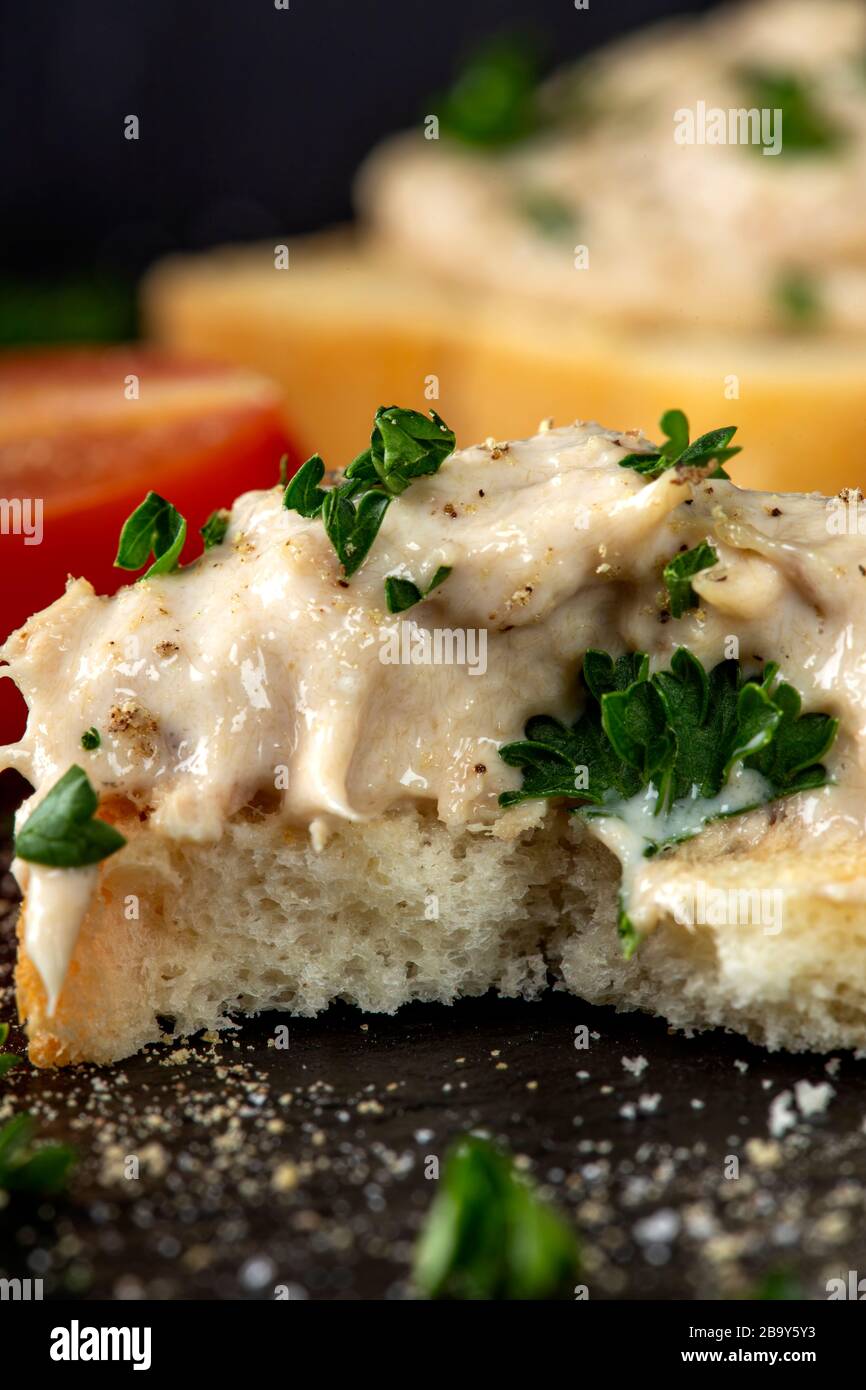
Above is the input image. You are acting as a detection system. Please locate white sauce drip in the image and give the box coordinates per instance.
[11,859,99,1015]
[585,766,772,932]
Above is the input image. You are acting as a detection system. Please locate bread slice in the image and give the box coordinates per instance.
[7,414,864,1064]
[17,791,866,1066]
[143,233,866,496]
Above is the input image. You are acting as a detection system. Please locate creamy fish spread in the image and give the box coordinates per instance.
[3,418,865,1010]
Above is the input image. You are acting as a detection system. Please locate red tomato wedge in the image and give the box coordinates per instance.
[0,349,295,744]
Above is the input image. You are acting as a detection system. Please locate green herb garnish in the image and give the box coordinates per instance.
[284,407,456,579]
[517,189,576,240]
[0,1025,75,1194]
[200,508,230,550]
[499,649,838,953]
[345,406,456,497]
[114,491,187,579]
[14,765,127,868]
[739,68,844,153]
[321,489,392,578]
[774,268,823,327]
[0,1023,16,1080]
[751,1268,803,1301]
[385,566,452,614]
[500,648,837,824]
[0,1114,76,1195]
[284,454,327,517]
[618,409,740,480]
[80,727,101,752]
[414,1135,579,1300]
[663,541,719,618]
[439,36,542,148]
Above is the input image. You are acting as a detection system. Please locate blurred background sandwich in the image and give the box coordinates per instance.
[144,0,866,488]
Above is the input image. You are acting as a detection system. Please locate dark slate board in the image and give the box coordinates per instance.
[1,768,865,1302]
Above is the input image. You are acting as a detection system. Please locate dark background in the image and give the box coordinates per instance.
[0,0,716,327]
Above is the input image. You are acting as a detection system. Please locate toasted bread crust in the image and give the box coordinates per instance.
[14,801,866,1066]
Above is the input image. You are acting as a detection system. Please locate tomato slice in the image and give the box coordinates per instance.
[0,348,296,743]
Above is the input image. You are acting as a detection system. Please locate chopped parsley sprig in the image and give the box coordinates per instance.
[516,188,576,240]
[619,409,740,480]
[438,35,543,148]
[499,649,838,951]
[114,491,187,578]
[0,1113,75,1195]
[200,508,229,549]
[739,68,844,154]
[115,496,229,582]
[774,268,823,328]
[500,647,837,826]
[284,406,456,579]
[663,541,719,618]
[0,1026,76,1195]
[385,566,452,614]
[413,1135,579,1300]
[0,1023,17,1081]
[15,766,127,869]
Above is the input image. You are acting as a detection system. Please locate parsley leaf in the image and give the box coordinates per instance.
[500,651,646,808]
[739,68,844,153]
[0,1026,76,1195]
[663,541,719,618]
[80,727,101,751]
[284,407,456,579]
[353,407,456,498]
[200,509,230,550]
[413,1135,579,1300]
[322,488,392,578]
[516,189,576,240]
[15,765,127,868]
[744,678,838,795]
[0,1024,16,1080]
[283,454,327,517]
[385,565,452,614]
[499,647,838,955]
[0,1113,76,1195]
[619,409,740,481]
[501,647,836,824]
[438,36,543,148]
[752,1269,803,1301]
[114,491,187,579]
[775,268,823,327]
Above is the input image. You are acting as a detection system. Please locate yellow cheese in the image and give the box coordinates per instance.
[143,233,866,494]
